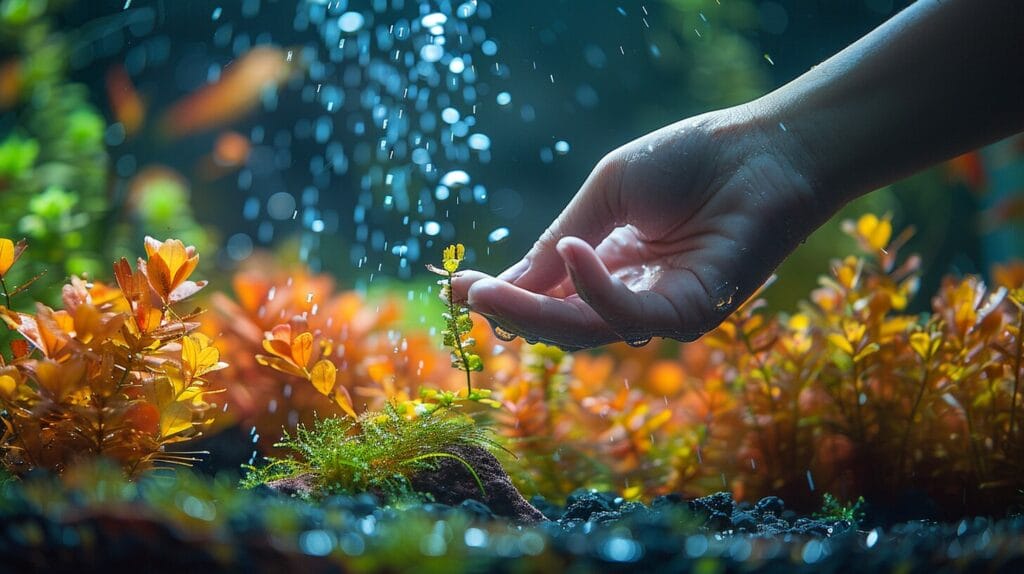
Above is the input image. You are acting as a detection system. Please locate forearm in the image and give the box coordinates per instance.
[753,0,1024,209]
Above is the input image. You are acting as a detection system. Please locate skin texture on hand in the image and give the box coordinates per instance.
[451,109,826,350]
[452,0,1024,351]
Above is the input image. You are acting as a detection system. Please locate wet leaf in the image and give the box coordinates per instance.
[309,359,337,396]
[334,384,357,419]
[291,331,314,369]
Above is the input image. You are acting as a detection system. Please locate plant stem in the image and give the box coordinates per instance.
[1009,309,1023,445]
[896,364,930,485]
[0,276,11,308]
[447,273,473,393]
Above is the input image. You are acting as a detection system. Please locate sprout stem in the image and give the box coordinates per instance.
[446,271,473,394]
[0,276,11,308]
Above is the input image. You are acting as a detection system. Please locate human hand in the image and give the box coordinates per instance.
[451,104,833,350]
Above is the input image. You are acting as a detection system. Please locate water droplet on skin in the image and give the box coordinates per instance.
[493,325,518,342]
[625,337,652,348]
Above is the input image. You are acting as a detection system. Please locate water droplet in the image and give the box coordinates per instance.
[493,325,518,341]
[421,12,448,27]
[440,169,470,187]
[338,11,365,33]
[487,227,510,244]
[467,133,491,151]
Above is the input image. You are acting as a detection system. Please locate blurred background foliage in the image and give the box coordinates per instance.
[1,0,1022,312]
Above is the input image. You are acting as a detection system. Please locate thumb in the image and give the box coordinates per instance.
[501,156,624,294]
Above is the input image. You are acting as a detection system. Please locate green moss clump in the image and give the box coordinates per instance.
[815,493,866,526]
[242,405,500,501]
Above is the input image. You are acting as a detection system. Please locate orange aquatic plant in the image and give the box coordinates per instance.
[202,215,1022,514]
[0,237,223,477]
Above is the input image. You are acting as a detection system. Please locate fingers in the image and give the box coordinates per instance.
[449,269,492,303]
[499,156,624,294]
[557,236,714,342]
[466,277,620,350]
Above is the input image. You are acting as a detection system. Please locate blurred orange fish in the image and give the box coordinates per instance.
[159,46,292,139]
[945,151,986,192]
[106,64,146,137]
[196,131,252,180]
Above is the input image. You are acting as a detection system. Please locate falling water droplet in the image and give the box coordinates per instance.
[487,227,510,244]
[625,337,652,348]
[493,325,518,342]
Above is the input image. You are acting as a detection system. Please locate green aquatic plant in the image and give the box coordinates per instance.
[427,243,483,393]
[0,1,214,308]
[242,404,499,501]
[815,493,865,525]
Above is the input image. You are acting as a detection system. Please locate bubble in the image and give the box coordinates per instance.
[423,221,441,236]
[440,170,470,187]
[495,91,511,106]
[554,140,570,154]
[481,39,498,56]
[267,191,296,220]
[487,227,510,244]
[338,11,365,33]
[420,12,448,27]
[467,133,491,151]
[448,57,466,73]
[411,148,431,165]
[441,107,461,124]
[685,535,708,558]
[420,44,444,63]
[226,233,254,261]
[600,537,642,562]
[464,527,488,548]
[300,530,334,556]
[456,2,477,18]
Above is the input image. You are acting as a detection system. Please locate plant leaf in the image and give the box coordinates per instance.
[291,331,314,369]
[309,359,337,396]
[0,238,14,276]
[334,384,357,420]
[161,401,194,437]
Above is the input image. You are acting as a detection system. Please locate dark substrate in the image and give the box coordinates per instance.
[2,476,1024,573]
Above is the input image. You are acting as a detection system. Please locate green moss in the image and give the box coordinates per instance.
[243,405,499,501]
[814,493,865,526]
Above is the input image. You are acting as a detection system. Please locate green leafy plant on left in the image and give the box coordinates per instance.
[0,2,212,309]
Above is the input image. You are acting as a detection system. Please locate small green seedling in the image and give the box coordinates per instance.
[426,243,483,393]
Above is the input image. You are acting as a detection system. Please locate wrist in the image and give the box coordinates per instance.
[717,99,842,231]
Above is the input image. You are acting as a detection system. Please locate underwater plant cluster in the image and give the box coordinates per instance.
[4,213,1020,520]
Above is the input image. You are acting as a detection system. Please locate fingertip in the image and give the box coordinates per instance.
[449,270,492,303]
[555,236,591,269]
[466,277,504,315]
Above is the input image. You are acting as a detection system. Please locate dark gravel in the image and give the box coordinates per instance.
[3,476,1024,573]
